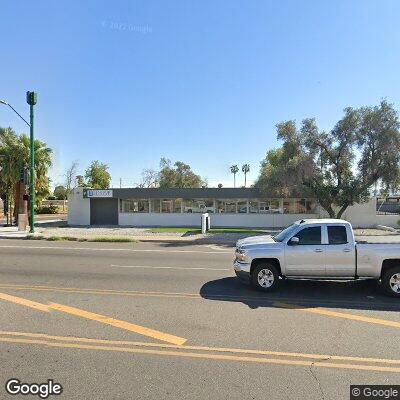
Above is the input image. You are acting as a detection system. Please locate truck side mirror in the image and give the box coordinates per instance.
[289,237,299,245]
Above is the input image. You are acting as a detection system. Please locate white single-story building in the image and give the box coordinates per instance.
[67,187,400,228]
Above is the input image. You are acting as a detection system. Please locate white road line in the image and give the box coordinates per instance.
[0,245,232,254]
[110,264,230,271]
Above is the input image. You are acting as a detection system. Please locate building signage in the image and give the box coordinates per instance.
[83,189,113,198]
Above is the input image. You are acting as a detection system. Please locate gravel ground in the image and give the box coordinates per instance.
[30,225,400,244]
[34,226,176,238]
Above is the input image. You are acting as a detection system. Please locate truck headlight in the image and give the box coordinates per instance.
[236,249,247,262]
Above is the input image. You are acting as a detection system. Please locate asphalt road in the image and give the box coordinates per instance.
[0,239,399,400]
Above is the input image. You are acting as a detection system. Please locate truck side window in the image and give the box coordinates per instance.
[327,226,348,244]
[293,227,321,245]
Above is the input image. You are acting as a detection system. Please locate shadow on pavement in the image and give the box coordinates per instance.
[199,277,400,312]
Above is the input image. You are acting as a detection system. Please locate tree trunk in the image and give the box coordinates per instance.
[336,204,349,219]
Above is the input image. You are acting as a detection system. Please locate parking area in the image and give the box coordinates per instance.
[0,239,399,399]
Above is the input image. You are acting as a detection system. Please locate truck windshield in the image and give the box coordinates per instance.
[273,224,298,242]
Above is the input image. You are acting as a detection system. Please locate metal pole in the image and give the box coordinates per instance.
[29,103,35,233]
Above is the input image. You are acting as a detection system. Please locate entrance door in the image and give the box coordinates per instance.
[90,198,118,225]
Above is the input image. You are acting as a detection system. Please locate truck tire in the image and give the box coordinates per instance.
[251,262,280,292]
[382,267,400,297]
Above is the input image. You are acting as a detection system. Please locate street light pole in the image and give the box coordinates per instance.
[26,92,37,233]
[0,95,36,233]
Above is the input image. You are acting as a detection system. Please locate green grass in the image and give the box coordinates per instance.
[147,227,266,235]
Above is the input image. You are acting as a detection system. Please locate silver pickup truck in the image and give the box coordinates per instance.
[233,219,400,297]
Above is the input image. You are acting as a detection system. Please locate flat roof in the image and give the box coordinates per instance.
[111,187,263,199]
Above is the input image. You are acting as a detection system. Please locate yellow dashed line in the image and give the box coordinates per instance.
[274,301,400,329]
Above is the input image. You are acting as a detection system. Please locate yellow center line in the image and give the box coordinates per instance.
[1,330,400,366]
[1,284,397,310]
[274,301,400,329]
[0,292,50,312]
[0,292,186,345]
[0,336,399,373]
[49,302,186,346]
[0,284,202,299]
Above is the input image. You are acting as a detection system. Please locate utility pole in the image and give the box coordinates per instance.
[120,178,122,188]
[27,91,37,233]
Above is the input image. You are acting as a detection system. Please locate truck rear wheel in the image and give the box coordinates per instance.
[382,267,400,297]
[251,263,280,292]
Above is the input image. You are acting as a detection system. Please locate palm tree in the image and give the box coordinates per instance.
[230,165,239,188]
[19,134,52,202]
[0,127,52,222]
[242,164,250,187]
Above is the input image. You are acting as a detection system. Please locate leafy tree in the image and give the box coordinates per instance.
[76,175,86,187]
[136,168,159,188]
[255,101,400,218]
[54,185,67,200]
[85,160,111,189]
[158,158,206,188]
[0,127,52,208]
[64,161,79,193]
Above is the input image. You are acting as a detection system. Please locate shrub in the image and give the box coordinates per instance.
[36,204,59,214]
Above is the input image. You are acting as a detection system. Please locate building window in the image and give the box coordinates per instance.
[249,200,259,213]
[259,199,281,213]
[183,199,214,213]
[283,200,296,214]
[237,200,248,213]
[161,200,172,213]
[121,199,149,213]
[173,199,182,213]
[150,199,160,213]
[296,199,307,214]
[305,200,317,213]
[295,199,318,214]
[216,200,236,213]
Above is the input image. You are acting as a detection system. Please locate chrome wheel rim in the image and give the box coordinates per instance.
[389,273,400,294]
[257,268,274,288]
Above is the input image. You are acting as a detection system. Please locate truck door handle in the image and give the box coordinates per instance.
[314,248,323,253]
[343,248,351,252]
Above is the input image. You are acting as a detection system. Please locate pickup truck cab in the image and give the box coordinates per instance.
[234,219,400,297]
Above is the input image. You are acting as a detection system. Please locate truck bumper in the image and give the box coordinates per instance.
[233,260,251,283]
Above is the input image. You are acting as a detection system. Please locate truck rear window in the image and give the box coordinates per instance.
[327,226,348,244]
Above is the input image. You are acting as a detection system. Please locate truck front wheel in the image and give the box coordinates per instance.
[251,263,280,292]
[382,267,400,297]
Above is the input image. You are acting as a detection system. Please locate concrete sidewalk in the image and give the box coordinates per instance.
[0,226,28,239]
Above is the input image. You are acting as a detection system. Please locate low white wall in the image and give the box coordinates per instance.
[119,212,320,228]
[68,194,400,229]
[119,213,202,227]
[67,188,90,225]
[341,198,398,228]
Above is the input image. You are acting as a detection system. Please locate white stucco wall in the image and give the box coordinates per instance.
[68,194,400,229]
[67,188,90,225]
[342,198,400,228]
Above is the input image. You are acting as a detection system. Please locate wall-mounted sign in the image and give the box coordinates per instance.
[83,189,113,198]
